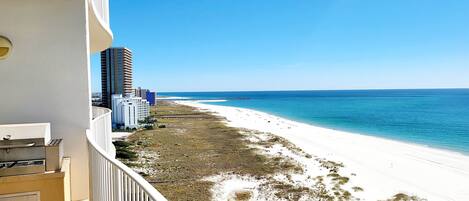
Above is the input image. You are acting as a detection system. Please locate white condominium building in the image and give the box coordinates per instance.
[112,94,138,129]
[112,94,150,129]
[138,99,151,121]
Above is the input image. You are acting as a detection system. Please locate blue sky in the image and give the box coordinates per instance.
[91,0,469,92]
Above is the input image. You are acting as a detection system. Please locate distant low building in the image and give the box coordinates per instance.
[146,91,156,106]
[112,94,138,129]
[137,98,150,121]
[91,92,102,106]
[111,94,150,129]
[133,87,149,100]
[133,87,157,106]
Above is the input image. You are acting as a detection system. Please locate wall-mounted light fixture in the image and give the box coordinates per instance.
[0,36,12,60]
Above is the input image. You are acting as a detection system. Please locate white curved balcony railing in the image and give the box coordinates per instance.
[87,107,167,201]
[91,107,115,156]
[89,0,110,29]
[88,0,113,52]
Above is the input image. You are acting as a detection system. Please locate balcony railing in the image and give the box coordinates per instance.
[91,107,115,156]
[87,107,167,201]
[89,0,110,29]
[88,0,113,52]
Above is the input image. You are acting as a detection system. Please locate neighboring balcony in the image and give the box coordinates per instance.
[87,107,167,201]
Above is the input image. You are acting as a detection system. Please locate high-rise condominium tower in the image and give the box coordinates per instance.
[101,47,133,108]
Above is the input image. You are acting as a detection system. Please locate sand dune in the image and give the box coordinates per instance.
[177,101,469,201]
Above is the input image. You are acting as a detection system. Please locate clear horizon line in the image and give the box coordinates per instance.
[153,87,469,94]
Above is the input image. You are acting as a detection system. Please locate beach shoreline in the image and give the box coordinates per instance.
[177,100,469,201]
[123,100,362,200]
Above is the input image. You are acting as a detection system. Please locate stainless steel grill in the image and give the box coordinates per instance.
[0,137,63,177]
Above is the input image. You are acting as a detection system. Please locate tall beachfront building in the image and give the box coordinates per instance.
[101,47,133,108]
[0,1,166,201]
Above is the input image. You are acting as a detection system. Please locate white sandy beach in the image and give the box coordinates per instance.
[177,100,469,201]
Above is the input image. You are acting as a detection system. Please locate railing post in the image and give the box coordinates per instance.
[113,166,122,201]
[88,143,94,201]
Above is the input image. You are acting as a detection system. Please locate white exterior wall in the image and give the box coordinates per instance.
[139,100,150,121]
[122,102,138,128]
[130,97,150,121]
[112,94,140,129]
[112,94,124,124]
[0,0,95,200]
[130,96,149,121]
[0,123,51,145]
[111,95,150,128]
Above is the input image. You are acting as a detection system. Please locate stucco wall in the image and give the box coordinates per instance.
[0,0,92,200]
[0,123,51,145]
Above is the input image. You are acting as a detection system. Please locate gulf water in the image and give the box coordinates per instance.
[159,89,469,154]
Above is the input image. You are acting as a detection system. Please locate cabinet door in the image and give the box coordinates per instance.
[0,192,40,201]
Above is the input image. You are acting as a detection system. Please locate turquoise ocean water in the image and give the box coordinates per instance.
[159,89,469,154]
